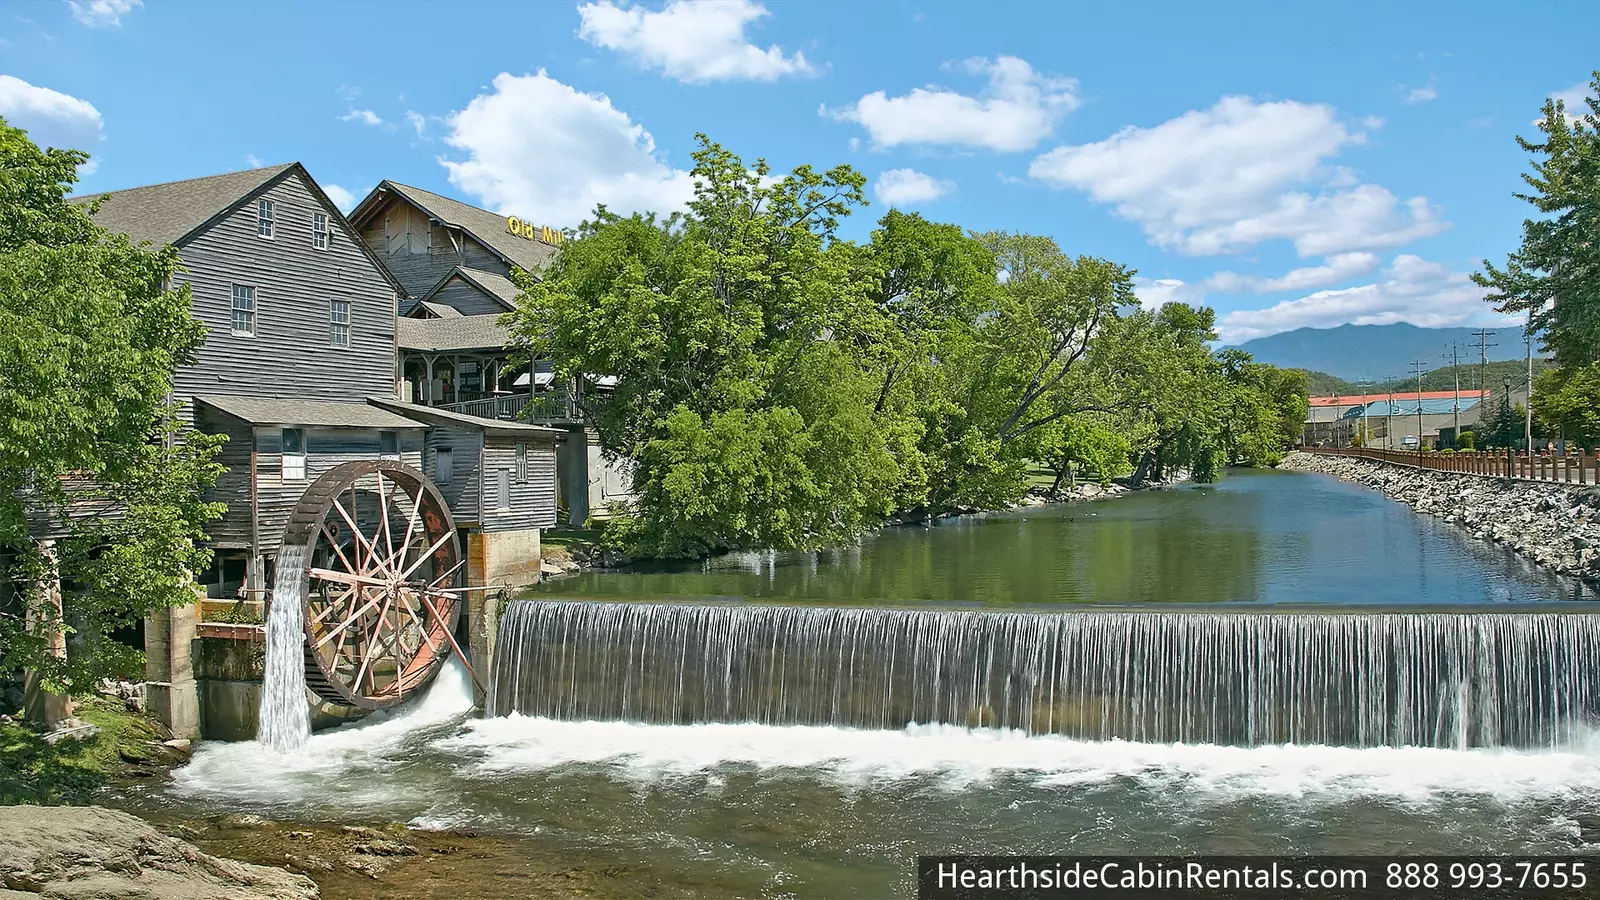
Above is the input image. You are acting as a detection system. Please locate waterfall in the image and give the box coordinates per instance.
[488,600,1600,750]
[258,545,312,751]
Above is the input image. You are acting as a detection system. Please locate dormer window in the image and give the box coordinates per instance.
[257,198,275,238]
[312,211,329,250]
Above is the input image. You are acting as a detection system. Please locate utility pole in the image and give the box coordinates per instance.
[1525,325,1535,454]
[1471,328,1498,407]
[1409,360,1428,449]
[1357,379,1371,447]
[1384,375,1398,450]
[1444,344,1462,447]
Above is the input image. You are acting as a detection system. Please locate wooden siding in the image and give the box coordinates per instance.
[359,198,513,302]
[253,426,424,553]
[172,170,398,408]
[480,436,558,533]
[423,425,484,528]
[429,275,510,317]
[194,407,255,549]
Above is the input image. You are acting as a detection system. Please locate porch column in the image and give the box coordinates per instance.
[425,356,436,406]
[22,539,72,729]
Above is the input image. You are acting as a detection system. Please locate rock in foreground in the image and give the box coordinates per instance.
[0,805,318,900]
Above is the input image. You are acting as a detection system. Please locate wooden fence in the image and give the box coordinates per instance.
[1302,446,1600,486]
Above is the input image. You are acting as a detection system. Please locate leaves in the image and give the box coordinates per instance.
[508,136,1308,557]
[0,116,222,692]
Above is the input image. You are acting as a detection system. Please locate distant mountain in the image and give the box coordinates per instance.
[1226,323,1534,382]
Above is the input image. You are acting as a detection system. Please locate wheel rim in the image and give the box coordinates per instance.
[280,460,462,710]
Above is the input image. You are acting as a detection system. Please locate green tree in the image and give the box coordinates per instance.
[1533,363,1600,446]
[509,136,907,557]
[1473,71,1600,368]
[0,118,224,697]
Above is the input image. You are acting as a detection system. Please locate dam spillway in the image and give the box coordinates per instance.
[488,600,1600,750]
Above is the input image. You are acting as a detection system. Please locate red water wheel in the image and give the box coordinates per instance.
[279,460,475,710]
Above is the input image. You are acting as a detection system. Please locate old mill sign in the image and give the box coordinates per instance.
[506,216,564,246]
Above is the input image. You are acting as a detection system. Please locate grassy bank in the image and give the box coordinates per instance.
[0,694,169,805]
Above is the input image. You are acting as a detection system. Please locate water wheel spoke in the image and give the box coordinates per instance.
[395,530,455,584]
[285,460,462,711]
[330,495,382,577]
[418,590,484,693]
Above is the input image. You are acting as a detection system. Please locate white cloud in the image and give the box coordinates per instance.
[336,84,362,101]
[1029,96,1447,257]
[1540,81,1594,123]
[1133,276,1205,309]
[244,153,264,168]
[442,70,695,227]
[65,0,141,28]
[1207,252,1380,294]
[322,184,368,212]
[824,56,1079,152]
[0,75,103,164]
[872,168,953,205]
[1216,255,1514,343]
[405,110,427,137]
[1404,77,1438,104]
[577,0,813,84]
[341,108,383,126]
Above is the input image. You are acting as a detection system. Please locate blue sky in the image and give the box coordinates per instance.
[1,0,1595,343]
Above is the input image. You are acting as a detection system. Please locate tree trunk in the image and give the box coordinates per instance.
[23,539,73,729]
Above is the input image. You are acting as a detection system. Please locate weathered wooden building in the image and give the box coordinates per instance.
[349,181,635,523]
[86,164,562,738]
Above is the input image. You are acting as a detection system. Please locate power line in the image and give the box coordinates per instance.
[1408,360,1428,449]
[1470,328,1498,404]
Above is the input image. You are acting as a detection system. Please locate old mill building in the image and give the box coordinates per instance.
[80,163,570,739]
[347,181,636,525]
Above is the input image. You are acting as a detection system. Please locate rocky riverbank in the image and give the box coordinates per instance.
[0,805,318,899]
[1279,451,1600,583]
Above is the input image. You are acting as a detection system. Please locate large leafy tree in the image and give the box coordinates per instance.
[509,136,906,557]
[1532,363,1600,446]
[0,118,223,698]
[1474,72,1600,367]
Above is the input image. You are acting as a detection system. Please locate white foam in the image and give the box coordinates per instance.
[443,716,1600,806]
[173,657,475,805]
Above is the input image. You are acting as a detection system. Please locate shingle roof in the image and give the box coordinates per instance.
[374,182,560,275]
[447,266,523,307]
[193,395,422,429]
[414,301,464,319]
[80,164,296,247]
[396,314,511,352]
[367,397,565,439]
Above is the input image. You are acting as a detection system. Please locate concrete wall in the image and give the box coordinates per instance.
[143,600,201,741]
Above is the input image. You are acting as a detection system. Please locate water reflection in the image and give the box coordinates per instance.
[541,469,1593,605]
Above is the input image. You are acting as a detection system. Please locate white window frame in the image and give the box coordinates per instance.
[256,198,275,239]
[230,284,255,336]
[281,428,306,481]
[496,468,511,511]
[515,443,529,483]
[312,211,329,250]
[329,299,351,347]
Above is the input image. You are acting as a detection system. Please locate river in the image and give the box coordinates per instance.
[128,468,1600,898]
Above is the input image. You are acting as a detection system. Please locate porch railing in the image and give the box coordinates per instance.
[436,389,601,423]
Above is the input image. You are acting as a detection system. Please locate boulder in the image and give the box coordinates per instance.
[0,806,318,900]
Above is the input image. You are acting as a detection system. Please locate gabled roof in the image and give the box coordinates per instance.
[80,164,296,247]
[194,395,422,429]
[420,265,522,311]
[349,180,560,276]
[80,162,406,295]
[411,301,464,319]
[368,397,565,440]
[396,314,511,352]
